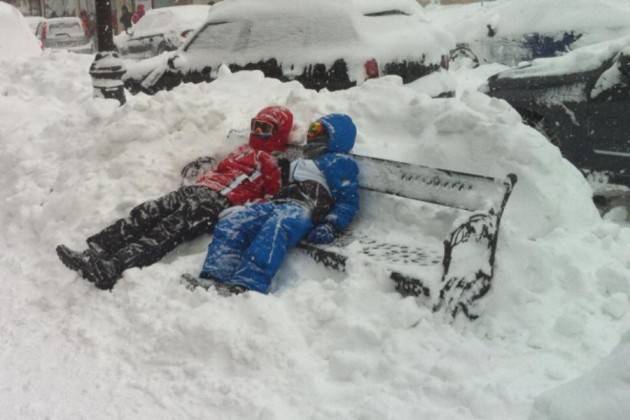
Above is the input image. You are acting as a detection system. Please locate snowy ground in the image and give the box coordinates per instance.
[1,50,629,420]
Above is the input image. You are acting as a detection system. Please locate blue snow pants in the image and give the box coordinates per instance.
[199,201,314,293]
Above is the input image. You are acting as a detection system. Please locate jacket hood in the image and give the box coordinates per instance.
[318,113,356,153]
[249,105,293,153]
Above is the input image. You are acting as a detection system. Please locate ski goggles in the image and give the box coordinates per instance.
[304,122,330,158]
[307,121,327,141]
[250,119,275,138]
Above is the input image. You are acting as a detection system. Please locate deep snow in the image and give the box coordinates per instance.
[1,49,629,420]
[0,2,41,59]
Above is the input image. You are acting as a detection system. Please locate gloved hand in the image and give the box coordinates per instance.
[307,223,337,244]
[180,156,216,185]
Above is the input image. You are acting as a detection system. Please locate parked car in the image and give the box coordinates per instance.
[483,36,630,187]
[42,17,93,53]
[426,0,630,67]
[123,0,453,94]
[0,2,41,59]
[115,5,210,60]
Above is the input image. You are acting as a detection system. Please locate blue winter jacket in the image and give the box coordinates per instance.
[312,114,359,231]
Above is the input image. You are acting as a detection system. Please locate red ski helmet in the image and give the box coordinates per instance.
[249,106,293,153]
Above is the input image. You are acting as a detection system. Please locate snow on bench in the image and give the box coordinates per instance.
[295,152,518,321]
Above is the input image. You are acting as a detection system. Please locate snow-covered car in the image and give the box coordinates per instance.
[123,0,454,94]
[42,17,93,54]
[116,5,210,60]
[483,36,630,187]
[0,2,41,60]
[426,0,630,67]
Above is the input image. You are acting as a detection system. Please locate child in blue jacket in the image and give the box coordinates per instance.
[197,113,359,294]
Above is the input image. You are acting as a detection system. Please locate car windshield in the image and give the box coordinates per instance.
[185,21,247,53]
[247,15,358,49]
[132,11,173,36]
[185,14,358,62]
[48,21,84,38]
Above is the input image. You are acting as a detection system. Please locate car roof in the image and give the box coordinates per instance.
[47,17,82,25]
[144,4,210,18]
[132,5,209,36]
[207,0,352,21]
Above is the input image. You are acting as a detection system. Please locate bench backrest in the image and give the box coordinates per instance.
[353,154,517,215]
[285,144,517,216]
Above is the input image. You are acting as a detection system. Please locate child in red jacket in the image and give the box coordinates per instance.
[56,106,293,290]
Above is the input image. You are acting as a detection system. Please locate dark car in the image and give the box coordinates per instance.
[123,0,453,94]
[483,37,630,187]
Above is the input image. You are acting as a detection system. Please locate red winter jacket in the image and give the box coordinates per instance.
[195,144,281,206]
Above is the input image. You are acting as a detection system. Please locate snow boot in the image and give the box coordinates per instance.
[56,245,93,273]
[180,273,248,296]
[56,245,122,290]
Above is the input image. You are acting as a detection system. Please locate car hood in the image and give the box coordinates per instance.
[491,35,630,83]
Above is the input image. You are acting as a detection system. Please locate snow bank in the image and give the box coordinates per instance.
[0,2,41,60]
[1,52,629,420]
[530,330,630,420]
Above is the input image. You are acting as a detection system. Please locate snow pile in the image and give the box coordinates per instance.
[0,2,41,60]
[530,330,630,420]
[1,51,629,419]
[24,15,45,33]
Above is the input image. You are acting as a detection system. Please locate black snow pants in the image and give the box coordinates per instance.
[86,185,230,271]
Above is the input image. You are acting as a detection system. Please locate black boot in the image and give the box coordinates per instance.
[56,245,122,290]
[56,245,93,273]
[181,273,248,296]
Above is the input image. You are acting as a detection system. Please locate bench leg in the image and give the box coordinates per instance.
[436,212,498,320]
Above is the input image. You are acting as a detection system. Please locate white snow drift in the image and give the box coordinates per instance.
[0,2,41,60]
[0,50,629,420]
